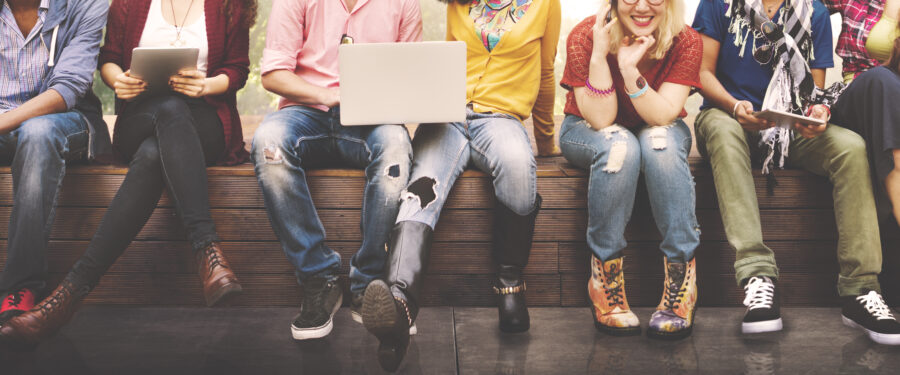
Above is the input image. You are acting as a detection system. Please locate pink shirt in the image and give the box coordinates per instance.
[261,0,423,111]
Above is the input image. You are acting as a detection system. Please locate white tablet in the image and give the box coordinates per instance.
[129,47,199,93]
[753,109,825,127]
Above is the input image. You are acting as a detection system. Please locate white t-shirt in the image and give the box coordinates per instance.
[138,0,208,74]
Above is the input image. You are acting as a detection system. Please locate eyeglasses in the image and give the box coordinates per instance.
[620,0,666,6]
[752,21,784,65]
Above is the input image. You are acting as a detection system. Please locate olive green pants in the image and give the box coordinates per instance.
[695,107,882,296]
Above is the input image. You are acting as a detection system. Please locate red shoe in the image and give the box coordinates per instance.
[0,289,36,326]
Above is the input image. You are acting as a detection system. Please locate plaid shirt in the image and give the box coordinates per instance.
[0,0,49,113]
[823,0,884,80]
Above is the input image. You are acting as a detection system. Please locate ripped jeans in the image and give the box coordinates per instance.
[252,105,412,293]
[396,109,538,227]
[559,115,699,263]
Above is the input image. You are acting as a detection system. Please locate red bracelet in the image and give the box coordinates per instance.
[585,78,615,96]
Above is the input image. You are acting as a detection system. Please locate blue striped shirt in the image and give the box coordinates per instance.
[0,0,50,114]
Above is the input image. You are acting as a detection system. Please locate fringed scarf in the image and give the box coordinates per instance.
[724,0,845,173]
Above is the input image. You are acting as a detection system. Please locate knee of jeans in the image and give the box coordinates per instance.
[16,117,67,157]
[640,126,687,165]
[592,125,640,174]
[251,122,292,165]
[396,176,439,222]
[130,138,162,169]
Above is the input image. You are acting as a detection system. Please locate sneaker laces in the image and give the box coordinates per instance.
[301,279,334,320]
[743,276,775,310]
[3,290,26,309]
[857,291,895,321]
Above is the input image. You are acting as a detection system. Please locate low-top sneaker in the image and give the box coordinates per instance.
[0,289,35,326]
[291,277,342,340]
[842,290,900,345]
[741,276,782,334]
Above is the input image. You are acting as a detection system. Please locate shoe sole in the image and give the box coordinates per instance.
[354,309,417,335]
[842,315,900,345]
[647,325,693,340]
[595,321,642,336]
[742,318,783,334]
[363,280,409,371]
[291,293,343,341]
[205,282,243,307]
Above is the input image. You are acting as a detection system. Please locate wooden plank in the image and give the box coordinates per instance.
[39,273,561,307]
[0,241,558,276]
[0,207,839,242]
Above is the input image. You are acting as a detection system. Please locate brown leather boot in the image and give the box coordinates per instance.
[197,242,243,307]
[0,278,89,348]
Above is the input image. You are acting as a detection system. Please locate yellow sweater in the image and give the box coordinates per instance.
[447,0,561,155]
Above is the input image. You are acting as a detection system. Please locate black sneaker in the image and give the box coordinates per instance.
[291,277,343,340]
[842,290,900,345]
[741,276,783,334]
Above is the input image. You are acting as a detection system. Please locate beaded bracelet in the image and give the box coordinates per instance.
[585,78,615,97]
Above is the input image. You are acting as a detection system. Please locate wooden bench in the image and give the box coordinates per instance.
[0,115,897,308]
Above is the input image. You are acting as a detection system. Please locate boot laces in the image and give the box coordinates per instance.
[857,291,895,321]
[602,262,625,307]
[202,245,228,271]
[662,280,684,310]
[4,290,26,308]
[301,279,333,319]
[743,276,775,310]
[37,281,77,318]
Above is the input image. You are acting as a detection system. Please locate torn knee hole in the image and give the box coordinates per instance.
[386,164,401,178]
[648,127,668,150]
[263,145,283,162]
[402,177,437,208]
[604,141,627,173]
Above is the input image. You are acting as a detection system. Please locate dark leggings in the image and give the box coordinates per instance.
[70,94,225,287]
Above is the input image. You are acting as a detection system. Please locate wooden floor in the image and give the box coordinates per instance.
[0,116,897,307]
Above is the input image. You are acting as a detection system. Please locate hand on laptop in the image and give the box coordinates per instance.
[170,69,209,98]
[113,70,147,100]
[319,87,340,108]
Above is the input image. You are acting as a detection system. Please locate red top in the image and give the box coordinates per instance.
[99,0,250,165]
[560,16,703,129]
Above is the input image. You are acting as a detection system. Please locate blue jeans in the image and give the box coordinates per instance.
[0,111,89,295]
[396,109,538,227]
[251,105,412,293]
[559,115,699,262]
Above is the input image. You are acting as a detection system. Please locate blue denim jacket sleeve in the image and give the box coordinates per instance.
[43,0,109,110]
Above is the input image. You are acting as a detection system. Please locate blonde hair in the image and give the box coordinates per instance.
[609,0,685,60]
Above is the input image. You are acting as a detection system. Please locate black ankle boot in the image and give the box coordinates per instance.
[363,220,433,372]
[493,194,542,333]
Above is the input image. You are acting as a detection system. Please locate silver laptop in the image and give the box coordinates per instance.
[338,41,466,126]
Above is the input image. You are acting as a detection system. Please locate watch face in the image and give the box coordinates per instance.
[636,76,647,89]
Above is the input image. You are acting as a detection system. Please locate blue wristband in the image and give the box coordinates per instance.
[627,83,649,99]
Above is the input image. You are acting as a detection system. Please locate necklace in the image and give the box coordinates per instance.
[169,0,197,47]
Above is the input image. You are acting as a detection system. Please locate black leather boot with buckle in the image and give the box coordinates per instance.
[493,194,542,333]
[363,220,433,372]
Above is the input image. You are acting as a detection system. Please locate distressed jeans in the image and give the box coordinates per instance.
[252,105,412,293]
[0,111,89,295]
[559,115,700,263]
[396,109,539,227]
[695,107,882,296]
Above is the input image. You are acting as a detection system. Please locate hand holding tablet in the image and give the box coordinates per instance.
[129,47,200,96]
